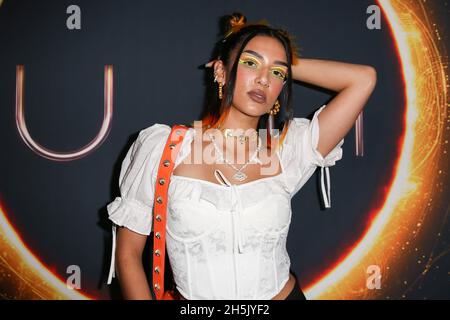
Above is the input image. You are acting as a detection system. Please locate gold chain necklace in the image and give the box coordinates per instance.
[217,124,258,145]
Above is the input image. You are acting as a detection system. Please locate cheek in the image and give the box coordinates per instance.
[235,67,253,88]
[274,80,285,90]
[269,82,285,98]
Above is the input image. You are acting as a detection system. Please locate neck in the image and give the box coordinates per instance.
[219,104,260,132]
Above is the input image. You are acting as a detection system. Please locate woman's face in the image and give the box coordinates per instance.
[227,35,288,117]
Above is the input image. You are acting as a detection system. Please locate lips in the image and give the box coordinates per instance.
[247,89,267,104]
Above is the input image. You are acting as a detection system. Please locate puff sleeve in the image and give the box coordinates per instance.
[106,123,171,285]
[283,104,344,208]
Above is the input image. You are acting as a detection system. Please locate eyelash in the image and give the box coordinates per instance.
[238,58,287,80]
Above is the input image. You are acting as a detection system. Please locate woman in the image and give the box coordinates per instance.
[106,12,377,300]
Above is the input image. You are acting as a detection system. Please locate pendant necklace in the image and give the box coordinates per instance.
[207,132,262,182]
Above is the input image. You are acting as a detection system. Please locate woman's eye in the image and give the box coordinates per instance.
[272,70,286,79]
[239,58,286,79]
[239,59,258,68]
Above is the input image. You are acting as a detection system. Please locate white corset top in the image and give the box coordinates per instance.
[166,168,292,299]
[213,169,252,254]
[105,104,344,300]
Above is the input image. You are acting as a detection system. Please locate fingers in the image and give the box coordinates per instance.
[205,59,221,68]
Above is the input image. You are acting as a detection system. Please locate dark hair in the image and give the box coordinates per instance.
[196,12,301,149]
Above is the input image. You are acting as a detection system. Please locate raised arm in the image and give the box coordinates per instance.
[292,58,377,157]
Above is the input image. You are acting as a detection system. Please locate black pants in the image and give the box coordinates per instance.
[285,271,307,300]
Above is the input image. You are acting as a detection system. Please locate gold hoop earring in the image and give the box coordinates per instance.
[218,83,223,99]
[268,99,280,115]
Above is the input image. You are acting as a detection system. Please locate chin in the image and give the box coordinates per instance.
[238,104,267,115]
[242,108,266,118]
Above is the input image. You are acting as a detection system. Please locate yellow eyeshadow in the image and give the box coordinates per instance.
[272,67,287,73]
[239,57,260,66]
[239,56,287,79]
[268,66,286,79]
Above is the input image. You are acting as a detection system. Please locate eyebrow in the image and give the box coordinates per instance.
[242,50,288,68]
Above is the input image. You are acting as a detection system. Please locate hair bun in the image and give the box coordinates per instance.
[229,12,246,28]
[220,12,247,39]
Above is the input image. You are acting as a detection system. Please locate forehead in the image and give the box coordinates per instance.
[241,36,287,63]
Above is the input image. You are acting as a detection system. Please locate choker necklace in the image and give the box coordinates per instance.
[217,124,258,145]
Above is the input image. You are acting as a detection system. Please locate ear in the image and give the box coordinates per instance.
[214,60,227,85]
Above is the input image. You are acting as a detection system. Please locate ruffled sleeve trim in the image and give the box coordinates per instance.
[308,104,344,167]
[106,196,153,285]
[107,196,153,235]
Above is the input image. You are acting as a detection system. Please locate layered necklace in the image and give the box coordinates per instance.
[207,126,262,182]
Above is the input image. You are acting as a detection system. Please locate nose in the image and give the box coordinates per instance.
[255,67,270,87]
[256,75,269,87]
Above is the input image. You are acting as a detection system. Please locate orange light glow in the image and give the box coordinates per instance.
[304,0,448,299]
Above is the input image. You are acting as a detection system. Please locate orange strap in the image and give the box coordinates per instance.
[152,124,188,300]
